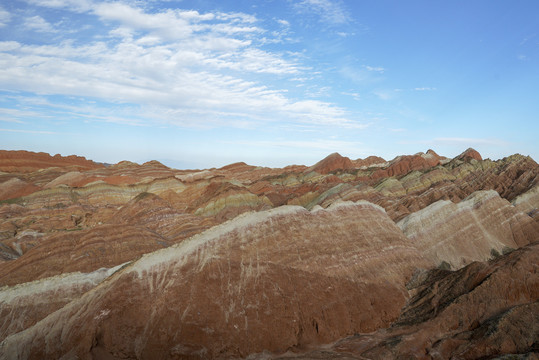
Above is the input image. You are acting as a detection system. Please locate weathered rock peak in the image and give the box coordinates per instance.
[457,147,483,161]
[307,152,353,174]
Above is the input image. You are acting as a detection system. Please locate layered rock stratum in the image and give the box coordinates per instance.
[0,149,537,359]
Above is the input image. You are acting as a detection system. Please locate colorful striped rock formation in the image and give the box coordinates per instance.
[0,149,537,359]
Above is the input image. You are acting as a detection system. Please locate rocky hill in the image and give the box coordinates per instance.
[0,149,537,359]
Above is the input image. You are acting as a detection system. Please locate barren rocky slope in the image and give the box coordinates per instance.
[0,149,537,359]
[273,242,539,360]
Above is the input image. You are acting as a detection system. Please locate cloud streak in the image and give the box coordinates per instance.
[225,139,365,153]
[0,1,361,130]
[0,7,10,27]
[0,128,57,134]
[23,15,58,33]
[294,0,351,25]
[414,87,436,91]
[400,137,509,147]
[432,137,509,146]
[365,65,384,73]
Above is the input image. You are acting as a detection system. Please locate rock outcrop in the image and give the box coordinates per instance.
[398,189,539,269]
[513,183,539,221]
[306,152,353,174]
[0,178,40,201]
[0,264,125,341]
[351,155,386,168]
[370,151,442,180]
[274,243,539,359]
[457,147,483,162]
[0,150,103,173]
[0,202,431,359]
[0,148,538,359]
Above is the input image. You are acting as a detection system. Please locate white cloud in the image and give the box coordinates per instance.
[0,118,25,124]
[341,92,360,100]
[3,96,147,126]
[294,0,350,25]
[305,85,331,98]
[93,3,195,40]
[338,64,385,85]
[277,19,290,27]
[0,128,57,134]
[203,48,301,74]
[0,107,42,120]
[414,87,436,91]
[23,15,58,33]
[225,139,364,153]
[0,2,359,130]
[0,41,19,51]
[0,7,10,27]
[215,11,257,24]
[93,3,263,42]
[365,65,384,73]
[27,0,94,13]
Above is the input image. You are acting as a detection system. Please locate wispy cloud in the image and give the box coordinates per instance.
[224,138,364,152]
[414,87,436,91]
[365,65,384,73]
[400,137,509,146]
[26,0,94,13]
[341,91,360,100]
[433,137,508,146]
[0,7,10,27]
[0,107,47,120]
[276,19,290,27]
[0,128,57,134]
[294,0,350,26]
[305,85,331,98]
[339,64,384,85]
[23,15,58,32]
[519,33,536,46]
[0,1,357,130]
[2,96,149,127]
[0,118,25,124]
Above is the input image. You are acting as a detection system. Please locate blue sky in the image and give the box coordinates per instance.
[1,0,538,168]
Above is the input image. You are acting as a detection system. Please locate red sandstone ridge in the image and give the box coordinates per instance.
[219,161,255,172]
[397,190,539,268]
[351,155,386,168]
[370,150,442,180]
[0,150,103,173]
[273,243,539,359]
[306,152,353,174]
[0,148,538,359]
[141,160,169,169]
[0,202,431,358]
[457,147,483,162]
[0,178,40,201]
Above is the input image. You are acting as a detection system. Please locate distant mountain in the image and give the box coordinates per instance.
[0,150,104,173]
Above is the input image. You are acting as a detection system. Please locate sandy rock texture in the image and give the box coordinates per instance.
[1,202,431,359]
[274,243,539,360]
[0,148,537,359]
